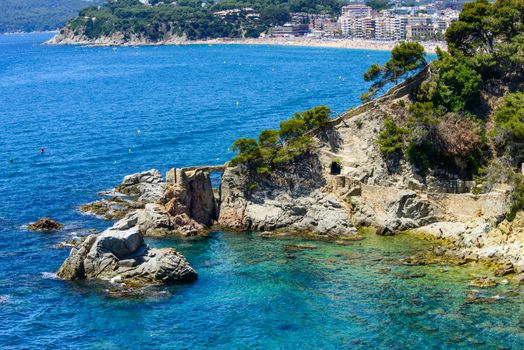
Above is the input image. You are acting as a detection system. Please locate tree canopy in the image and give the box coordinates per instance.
[230,106,332,172]
[361,41,426,102]
[365,0,392,11]
[63,0,344,40]
[0,0,104,33]
[365,0,524,197]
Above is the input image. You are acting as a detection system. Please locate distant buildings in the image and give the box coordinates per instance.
[269,3,459,41]
[341,4,372,18]
[271,13,340,38]
[337,4,457,41]
[271,23,310,37]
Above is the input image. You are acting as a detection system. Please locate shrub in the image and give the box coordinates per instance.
[433,50,481,111]
[406,142,432,177]
[435,113,482,158]
[377,117,408,155]
[279,118,307,141]
[491,92,524,165]
[507,174,524,221]
[297,105,332,129]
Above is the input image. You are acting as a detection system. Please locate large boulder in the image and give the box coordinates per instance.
[116,169,165,204]
[352,189,438,235]
[56,223,197,285]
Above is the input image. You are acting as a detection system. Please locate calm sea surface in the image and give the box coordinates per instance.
[0,33,523,349]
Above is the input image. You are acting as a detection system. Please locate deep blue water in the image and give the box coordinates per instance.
[1,33,524,349]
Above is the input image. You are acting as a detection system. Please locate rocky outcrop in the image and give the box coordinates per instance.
[80,196,141,220]
[79,168,218,237]
[57,222,197,285]
[218,154,356,237]
[412,211,524,273]
[46,27,188,46]
[351,188,439,235]
[160,168,217,236]
[116,169,165,204]
[27,218,63,231]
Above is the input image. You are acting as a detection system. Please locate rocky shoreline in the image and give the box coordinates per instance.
[45,28,445,53]
[56,71,523,289]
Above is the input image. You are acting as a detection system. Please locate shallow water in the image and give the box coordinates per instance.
[1,33,523,349]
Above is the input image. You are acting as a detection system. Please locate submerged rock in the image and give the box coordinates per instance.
[469,276,497,288]
[27,218,64,231]
[80,197,138,220]
[283,244,318,252]
[57,224,197,285]
[513,273,524,284]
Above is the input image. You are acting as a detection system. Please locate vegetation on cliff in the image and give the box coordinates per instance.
[361,41,427,102]
[230,106,331,173]
[366,0,524,219]
[0,0,104,33]
[61,0,343,41]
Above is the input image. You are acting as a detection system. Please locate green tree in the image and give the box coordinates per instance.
[295,105,332,129]
[433,49,481,111]
[260,5,291,26]
[445,0,495,56]
[230,138,261,166]
[279,118,307,141]
[362,42,427,101]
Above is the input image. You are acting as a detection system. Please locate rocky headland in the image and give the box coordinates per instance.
[57,69,524,289]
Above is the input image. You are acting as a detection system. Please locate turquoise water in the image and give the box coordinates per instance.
[1,33,523,349]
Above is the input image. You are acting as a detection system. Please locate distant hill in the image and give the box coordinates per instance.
[0,0,105,33]
[49,0,344,44]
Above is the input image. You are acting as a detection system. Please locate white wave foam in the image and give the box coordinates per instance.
[109,275,122,284]
[41,272,59,280]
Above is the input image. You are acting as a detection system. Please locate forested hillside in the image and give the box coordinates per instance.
[0,0,104,33]
[55,0,343,41]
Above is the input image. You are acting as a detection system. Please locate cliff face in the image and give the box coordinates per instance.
[218,152,356,237]
[46,26,188,46]
[217,73,512,239]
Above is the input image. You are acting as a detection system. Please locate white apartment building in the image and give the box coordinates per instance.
[374,16,402,41]
[340,16,373,38]
[341,4,372,18]
[338,6,458,41]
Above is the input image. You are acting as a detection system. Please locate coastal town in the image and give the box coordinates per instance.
[266,2,462,41]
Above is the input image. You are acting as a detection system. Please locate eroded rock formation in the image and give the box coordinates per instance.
[57,223,197,285]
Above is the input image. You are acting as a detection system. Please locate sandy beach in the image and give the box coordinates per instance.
[46,29,446,53]
[188,37,446,53]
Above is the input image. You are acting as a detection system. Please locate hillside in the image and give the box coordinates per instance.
[0,0,104,33]
[47,0,343,44]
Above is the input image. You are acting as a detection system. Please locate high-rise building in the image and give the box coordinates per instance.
[341,4,372,18]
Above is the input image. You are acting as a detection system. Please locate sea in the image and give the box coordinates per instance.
[0,33,523,349]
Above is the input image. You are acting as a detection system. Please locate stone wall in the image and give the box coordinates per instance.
[427,192,510,222]
[357,183,510,223]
